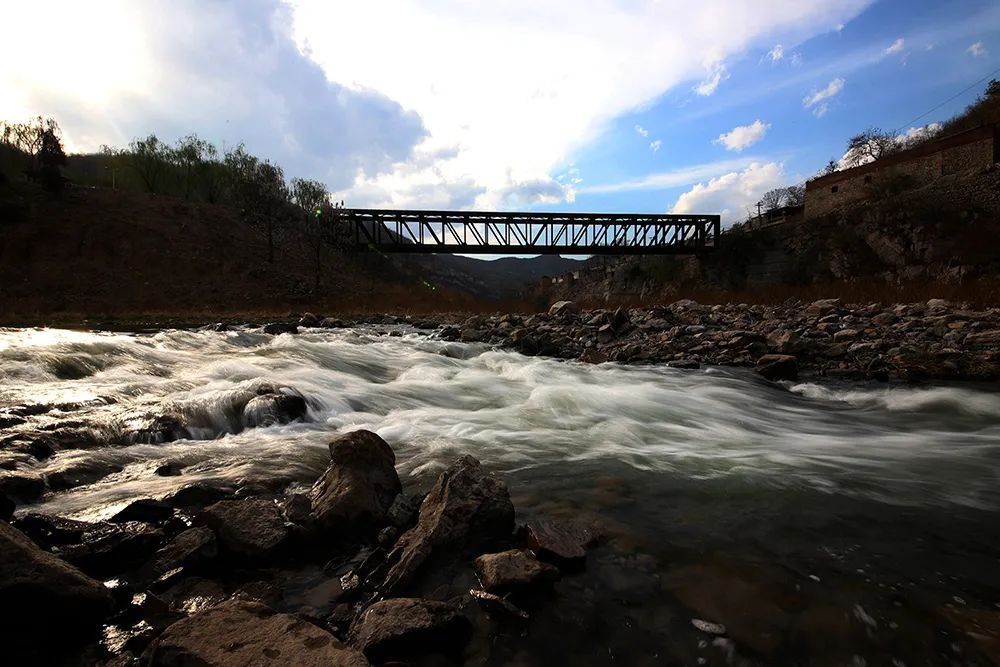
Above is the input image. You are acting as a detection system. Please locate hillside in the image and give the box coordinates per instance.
[0,182,566,323]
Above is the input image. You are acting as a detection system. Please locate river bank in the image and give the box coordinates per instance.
[2,322,1000,665]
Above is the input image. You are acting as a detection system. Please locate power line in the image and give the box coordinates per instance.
[894,66,1000,132]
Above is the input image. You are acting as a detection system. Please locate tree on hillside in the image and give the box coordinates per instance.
[759,188,785,212]
[820,159,838,176]
[987,78,1000,99]
[123,134,173,193]
[292,177,335,289]
[784,183,805,207]
[843,127,900,168]
[37,128,67,193]
[225,144,289,263]
[0,116,60,178]
[173,134,217,200]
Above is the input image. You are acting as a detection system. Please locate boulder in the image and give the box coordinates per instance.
[0,520,114,652]
[548,300,579,317]
[309,430,401,534]
[58,520,165,577]
[473,549,560,593]
[201,498,288,558]
[0,471,45,503]
[966,330,1000,347]
[382,456,514,595]
[348,598,471,663]
[469,588,530,621]
[262,322,298,335]
[298,312,321,327]
[164,483,233,510]
[756,354,798,381]
[0,490,13,520]
[242,392,307,428]
[145,526,218,578]
[110,498,175,524]
[148,600,368,666]
[520,519,594,568]
[667,359,700,369]
[597,323,616,344]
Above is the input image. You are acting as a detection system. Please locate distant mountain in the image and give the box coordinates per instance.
[406,253,584,299]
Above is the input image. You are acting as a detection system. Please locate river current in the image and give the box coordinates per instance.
[2,326,1000,665]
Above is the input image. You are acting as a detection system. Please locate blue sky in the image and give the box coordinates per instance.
[1,0,998,226]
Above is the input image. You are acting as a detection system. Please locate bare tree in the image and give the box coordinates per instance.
[225,145,289,263]
[783,183,805,207]
[0,116,60,178]
[292,177,335,289]
[843,127,900,168]
[173,134,217,200]
[759,188,785,212]
[124,134,173,193]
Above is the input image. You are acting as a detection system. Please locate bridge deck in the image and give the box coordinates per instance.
[343,208,720,255]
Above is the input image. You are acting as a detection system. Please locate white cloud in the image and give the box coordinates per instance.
[579,156,761,195]
[671,161,787,223]
[803,77,845,109]
[766,44,784,62]
[813,103,830,118]
[649,139,662,152]
[968,41,987,57]
[1,0,876,208]
[714,120,770,151]
[634,125,649,137]
[694,62,728,96]
[884,38,905,55]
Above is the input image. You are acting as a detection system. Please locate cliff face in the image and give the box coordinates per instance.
[543,168,1000,303]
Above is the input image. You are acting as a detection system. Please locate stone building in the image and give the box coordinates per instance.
[804,124,999,219]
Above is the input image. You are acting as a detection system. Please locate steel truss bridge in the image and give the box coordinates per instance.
[342,209,720,255]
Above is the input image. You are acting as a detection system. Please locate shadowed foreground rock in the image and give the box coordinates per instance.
[310,429,402,534]
[382,455,514,594]
[0,520,114,654]
[148,600,369,666]
[521,519,594,568]
[201,498,288,558]
[474,549,560,594]
[349,597,471,663]
[756,354,799,381]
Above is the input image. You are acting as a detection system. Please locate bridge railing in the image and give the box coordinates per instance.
[341,208,720,255]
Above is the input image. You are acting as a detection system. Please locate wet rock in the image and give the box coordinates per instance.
[381,456,514,595]
[966,330,1000,346]
[110,498,175,524]
[520,519,594,569]
[0,490,13,520]
[160,577,227,614]
[45,459,124,491]
[164,483,233,510]
[579,348,609,364]
[231,580,283,607]
[0,414,27,429]
[469,588,530,621]
[242,392,308,428]
[597,323,616,343]
[281,492,313,525]
[298,312,321,327]
[201,498,288,558]
[145,526,218,578]
[0,470,45,502]
[59,521,165,578]
[460,328,486,342]
[549,300,579,317]
[756,354,798,381]
[309,430,402,535]
[148,600,368,666]
[155,462,183,477]
[667,359,700,369]
[473,549,560,594]
[0,520,114,652]
[13,512,91,547]
[439,326,461,341]
[348,597,471,663]
[262,322,298,335]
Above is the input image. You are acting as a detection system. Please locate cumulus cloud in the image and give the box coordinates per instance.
[715,120,770,151]
[766,44,784,62]
[884,38,905,55]
[968,41,987,57]
[671,161,787,223]
[580,156,760,195]
[1,0,426,191]
[803,78,845,115]
[649,139,662,152]
[694,63,728,96]
[634,125,649,137]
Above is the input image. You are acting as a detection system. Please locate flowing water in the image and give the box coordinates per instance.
[3,326,1000,665]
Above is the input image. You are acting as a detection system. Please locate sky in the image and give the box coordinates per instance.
[1,0,999,226]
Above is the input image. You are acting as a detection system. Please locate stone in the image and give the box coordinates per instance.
[154,462,183,477]
[0,414,27,429]
[309,430,402,534]
[110,498,175,524]
[520,519,594,568]
[0,471,45,503]
[262,322,298,335]
[832,328,860,342]
[242,392,308,428]
[164,483,233,510]
[469,588,530,621]
[201,498,289,558]
[299,312,321,327]
[281,492,313,524]
[146,526,218,577]
[0,520,114,653]
[59,521,165,577]
[597,323,616,343]
[756,354,798,381]
[667,359,700,369]
[580,348,609,364]
[348,598,471,663]
[548,300,579,316]
[381,456,514,595]
[473,549,560,593]
[460,328,486,342]
[148,600,368,666]
[966,330,1000,346]
[0,490,13,520]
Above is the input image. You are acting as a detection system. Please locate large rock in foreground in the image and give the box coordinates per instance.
[756,354,799,381]
[349,598,471,663]
[148,600,368,666]
[309,430,401,534]
[0,520,114,651]
[201,498,288,558]
[382,455,514,594]
[474,548,560,593]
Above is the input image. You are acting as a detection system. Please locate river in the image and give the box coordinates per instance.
[2,326,1000,665]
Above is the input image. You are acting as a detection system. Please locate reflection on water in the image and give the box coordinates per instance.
[2,326,1000,665]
